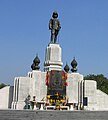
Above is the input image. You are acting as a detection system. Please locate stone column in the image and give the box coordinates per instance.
[44,43,63,71]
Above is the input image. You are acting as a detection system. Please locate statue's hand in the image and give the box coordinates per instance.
[59,26,61,30]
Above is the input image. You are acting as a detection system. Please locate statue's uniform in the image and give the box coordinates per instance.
[49,18,61,43]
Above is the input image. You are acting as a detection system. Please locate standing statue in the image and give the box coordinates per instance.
[49,11,61,44]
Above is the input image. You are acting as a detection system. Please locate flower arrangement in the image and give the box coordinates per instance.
[46,92,67,106]
[62,71,68,80]
[45,72,50,86]
[62,71,68,86]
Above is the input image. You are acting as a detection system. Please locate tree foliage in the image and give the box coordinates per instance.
[84,74,108,94]
[0,83,7,89]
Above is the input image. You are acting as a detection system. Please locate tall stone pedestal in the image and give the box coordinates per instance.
[44,43,63,71]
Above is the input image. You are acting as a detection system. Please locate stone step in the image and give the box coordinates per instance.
[0,110,108,120]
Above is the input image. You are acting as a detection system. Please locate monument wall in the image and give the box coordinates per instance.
[67,73,83,105]
[11,70,47,110]
[84,80,97,110]
[0,86,13,109]
[96,89,108,110]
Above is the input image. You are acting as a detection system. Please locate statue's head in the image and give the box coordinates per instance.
[52,11,58,18]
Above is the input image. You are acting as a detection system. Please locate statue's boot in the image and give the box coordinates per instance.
[54,36,57,43]
[50,35,53,43]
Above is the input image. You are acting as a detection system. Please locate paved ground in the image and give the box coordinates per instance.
[0,110,108,120]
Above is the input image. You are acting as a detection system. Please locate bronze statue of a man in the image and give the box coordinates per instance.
[49,11,61,43]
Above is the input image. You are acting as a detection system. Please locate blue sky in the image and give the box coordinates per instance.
[0,0,108,85]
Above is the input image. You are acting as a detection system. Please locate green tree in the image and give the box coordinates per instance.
[0,83,7,89]
[84,74,108,94]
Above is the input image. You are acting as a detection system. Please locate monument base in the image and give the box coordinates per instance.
[44,43,63,72]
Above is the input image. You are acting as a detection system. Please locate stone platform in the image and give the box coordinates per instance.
[0,110,108,120]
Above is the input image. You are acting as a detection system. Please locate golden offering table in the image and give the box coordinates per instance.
[46,105,69,110]
[46,106,55,110]
[60,106,69,110]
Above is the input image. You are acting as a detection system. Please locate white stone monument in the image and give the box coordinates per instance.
[1,11,108,111]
